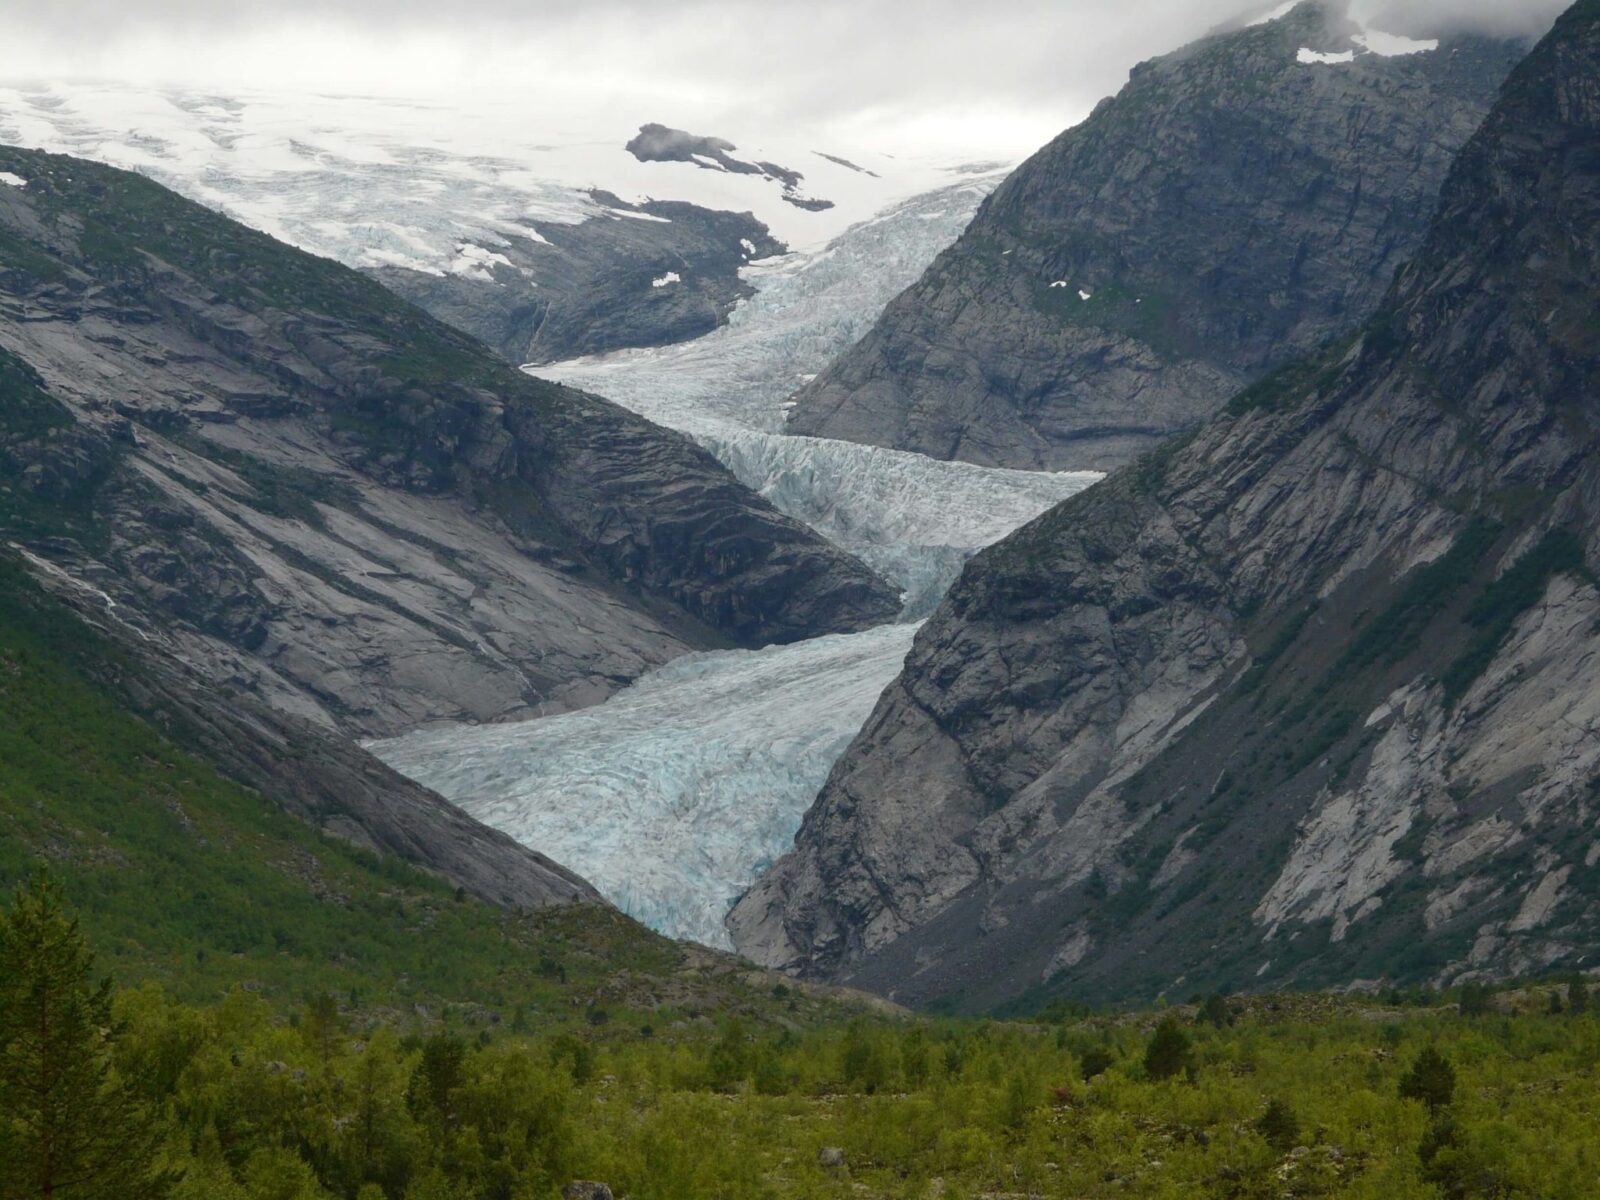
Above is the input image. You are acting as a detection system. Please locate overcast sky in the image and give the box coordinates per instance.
[0,0,1572,157]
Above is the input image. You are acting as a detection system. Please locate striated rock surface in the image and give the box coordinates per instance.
[732,0,1600,1007]
[5,548,598,910]
[786,2,1527,470]
[0,146,898,738]
[375,192,785,366]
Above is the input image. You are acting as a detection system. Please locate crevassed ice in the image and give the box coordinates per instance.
[533,177,1098,616]
[701,427,1098,618]
[533,177,1006,437]
[375,176,1102,946]
[370,625,921,947]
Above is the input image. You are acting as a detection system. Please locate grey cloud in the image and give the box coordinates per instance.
[0,1,1573,147]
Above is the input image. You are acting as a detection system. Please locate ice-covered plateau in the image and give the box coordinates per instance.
[0,82,1013,363]
[373,181,1100,944]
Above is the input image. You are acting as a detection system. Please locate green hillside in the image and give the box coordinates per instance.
[0,554,840,1031]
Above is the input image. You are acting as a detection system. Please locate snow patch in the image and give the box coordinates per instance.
[1247,0,1298,26]
[1354,30,1439,57]
[651,270,682,289]
[1049,280,1069,288]
[1078,289,1092,301]
[606,207,673,223]
[1298,48,1357,64]
[449,242,513,281]
[0,171,26,188]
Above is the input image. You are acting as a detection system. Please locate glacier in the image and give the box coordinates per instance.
[3,76,1104,949]
[370,624,921,948]
[535,180,1099,615]
[0,80,988,271]
[0,76,1105,945]
[370,183,1100,946]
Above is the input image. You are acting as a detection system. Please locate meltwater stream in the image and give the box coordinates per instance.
[371,181,1100,945]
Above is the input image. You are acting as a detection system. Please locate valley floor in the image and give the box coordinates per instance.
[92,968,1600,1200]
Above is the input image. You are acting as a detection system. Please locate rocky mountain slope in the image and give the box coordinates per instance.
[786,2,1527,470]
[732,0,1600,1009]
[373,191,784,366]
[0,146,898,738]
[2,549,596,911]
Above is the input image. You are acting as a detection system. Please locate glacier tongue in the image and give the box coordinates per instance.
[370,176,1102,946]
[534,178,1098,615]
[701,428,1098,618]
[369,625,920,947]
[533,178,1008,436]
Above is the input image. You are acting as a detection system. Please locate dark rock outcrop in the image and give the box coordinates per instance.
[625,123,831,211]
[0,146,898,738]
[375,192,785,365]
[732,0,1600,1008]
[786,3,1527,470]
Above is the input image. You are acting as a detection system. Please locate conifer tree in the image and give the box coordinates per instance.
[1143,1017,1193,1082]
[1567,974,1590,1017]
[0,872,176,1200]
[1398,1045,1456,1114]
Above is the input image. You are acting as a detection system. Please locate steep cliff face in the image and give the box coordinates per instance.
[0,147,898,737]
[373,194,785,366]
[786,3,1526,470]
[732,0,1600,1009]
[3,551,598,910]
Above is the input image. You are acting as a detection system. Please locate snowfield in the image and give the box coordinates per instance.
[0,80,992,278]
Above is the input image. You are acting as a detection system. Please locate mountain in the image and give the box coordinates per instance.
[731,0,1600,1009]
[0,550,594,914]
[371,190,786,366]
[0,546,913,1035]
[0,83,984,364]
[785,2,1528,470]
[0,145,899,738]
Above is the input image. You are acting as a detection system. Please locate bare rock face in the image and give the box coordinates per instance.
[8,548,598,911]
[0,147,898,739]
[375,192,786,366]
[732,1,1600,1008]
[786,3,1527,470]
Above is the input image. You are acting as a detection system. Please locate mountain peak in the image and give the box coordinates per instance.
[734,0,1600,1009]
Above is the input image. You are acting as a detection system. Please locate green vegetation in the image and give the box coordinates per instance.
[0,875,175,1199]
[0,347,118,546]
[1334,519,1501,681]
[1031,275,1188,362]
[0,348,71,439]
[7,887,1600,1199]
[0,556,810,1028]
[1224,334,1357,417]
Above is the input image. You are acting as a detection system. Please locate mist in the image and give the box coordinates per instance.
[0,1,1574,158]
